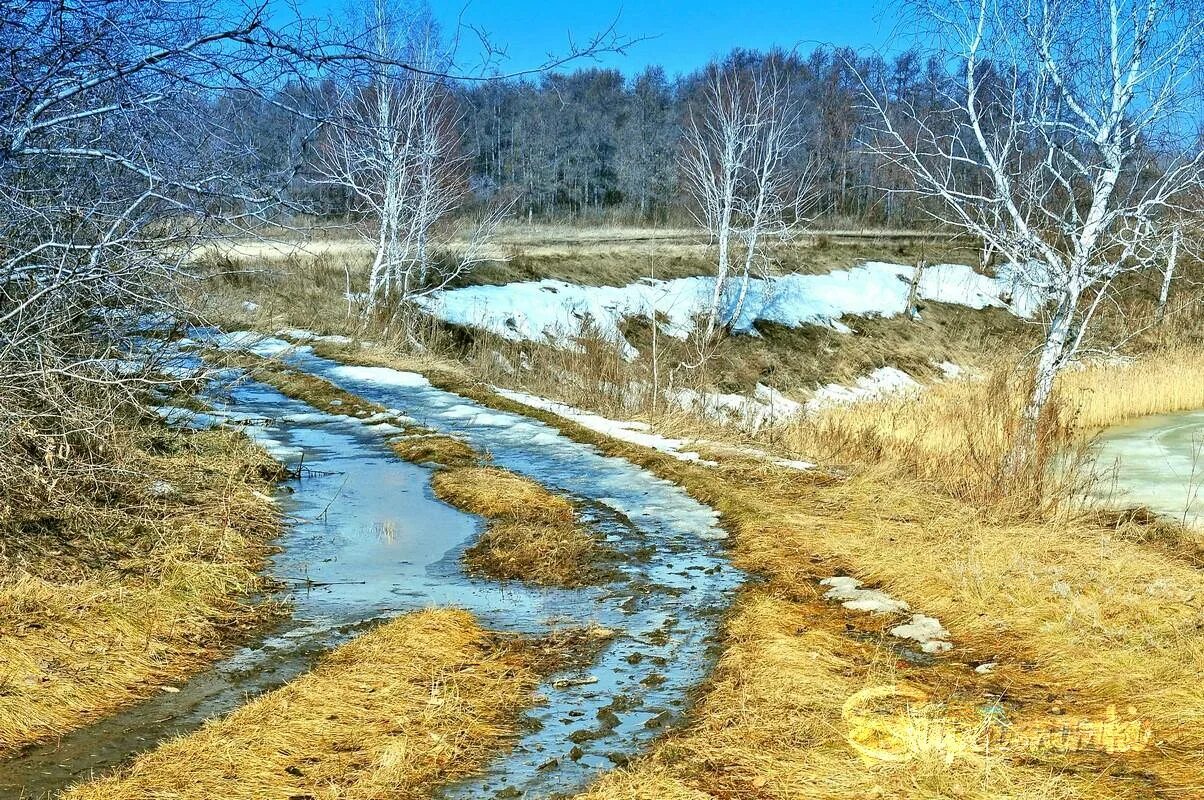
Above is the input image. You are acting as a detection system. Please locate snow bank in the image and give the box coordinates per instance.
[414,262,1042,357]
[670,383,804,430]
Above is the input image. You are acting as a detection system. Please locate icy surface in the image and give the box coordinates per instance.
[1087,408,1204,529]
[414,262,1043,357]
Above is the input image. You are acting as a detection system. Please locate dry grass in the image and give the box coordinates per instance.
[431,467,614,587]
[1060,347,1204,431]
[63,608,540,800]
[578,595,1145,800]
[0,426,282,756]
[389,434,481,468]
[785,368,1081,516]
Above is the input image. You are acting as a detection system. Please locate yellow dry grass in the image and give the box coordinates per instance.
[0,427,282,756]
[431,467,612,587]
[431,466,574,523]
[1060,348,1204,431]
[63,608,539,800]
[389,434,481,468]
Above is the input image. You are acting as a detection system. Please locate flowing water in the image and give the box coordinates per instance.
[3,334,741,799]
[1088,408,1204,529]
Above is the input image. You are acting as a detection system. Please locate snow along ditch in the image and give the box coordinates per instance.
[413,261,1043,360]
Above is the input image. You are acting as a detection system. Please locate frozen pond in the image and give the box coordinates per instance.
[1088,408,1204,529]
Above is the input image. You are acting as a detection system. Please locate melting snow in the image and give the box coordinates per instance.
[805,367,922,412]
[415,262,1043,358]
[495,388,718,465]
[820,576,911,614]
[889,614,954,653]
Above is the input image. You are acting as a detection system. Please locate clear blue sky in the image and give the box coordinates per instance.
[300,0,904,79]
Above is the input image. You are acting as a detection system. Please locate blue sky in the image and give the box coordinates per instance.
[300,0,905,78]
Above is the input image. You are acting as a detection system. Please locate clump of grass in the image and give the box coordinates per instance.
[389,434,481,468]
[432,467,574,522]
[0,425,282,756]
[62,609,541,800]
[431,467,615,587]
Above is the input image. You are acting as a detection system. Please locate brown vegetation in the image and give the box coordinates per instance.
[0,425,283,756]
[431,467,616,587]
[62,608,540,800]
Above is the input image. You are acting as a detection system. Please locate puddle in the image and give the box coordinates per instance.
[1088,409,1204,529]
[3,335,742,799]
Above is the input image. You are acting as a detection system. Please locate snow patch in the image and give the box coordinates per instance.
[889,614,953,653]
[495,388,718,466]
[805,367,921,413]
[820,576,911,615]
[415,262,1042,358]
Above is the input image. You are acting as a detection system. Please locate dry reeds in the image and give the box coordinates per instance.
[62,608,539,800]
[0,426,282,756]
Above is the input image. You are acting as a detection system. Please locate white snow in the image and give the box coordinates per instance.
[328,364,430,388]
[671,382,804,430]
[805,367,922,413]
[889,614,953,653]
[820,576,911,615]
[414,262,1042,358]
[495,387,718,465]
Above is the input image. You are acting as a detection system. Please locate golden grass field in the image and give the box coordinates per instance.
[62,608,540,800]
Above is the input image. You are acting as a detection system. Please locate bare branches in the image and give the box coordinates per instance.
[681,60,814,342]
[863,0,1204,448]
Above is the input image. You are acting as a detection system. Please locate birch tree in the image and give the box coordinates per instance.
[682,61,813,341]
[866,0,1204,455]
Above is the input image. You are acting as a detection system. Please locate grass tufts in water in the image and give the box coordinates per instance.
[432,467,617,587]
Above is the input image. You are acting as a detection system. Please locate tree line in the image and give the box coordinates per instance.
[231,46,962,227]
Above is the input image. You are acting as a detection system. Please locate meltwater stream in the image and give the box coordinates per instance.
[3,333,740,799]
[1089,408,1204,529]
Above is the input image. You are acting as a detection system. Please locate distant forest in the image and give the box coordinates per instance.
[234,47,972,227]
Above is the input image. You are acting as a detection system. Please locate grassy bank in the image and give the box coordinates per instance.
[0,424,283,757]
[63,608,541,800]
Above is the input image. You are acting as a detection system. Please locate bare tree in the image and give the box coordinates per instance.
[0,0,324,500]
[681,61,812,341]
[313,0,516,312]
[865,0,1204,455]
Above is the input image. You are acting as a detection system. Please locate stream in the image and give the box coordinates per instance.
[3,333,741,799]
[1089,408,1204,529]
